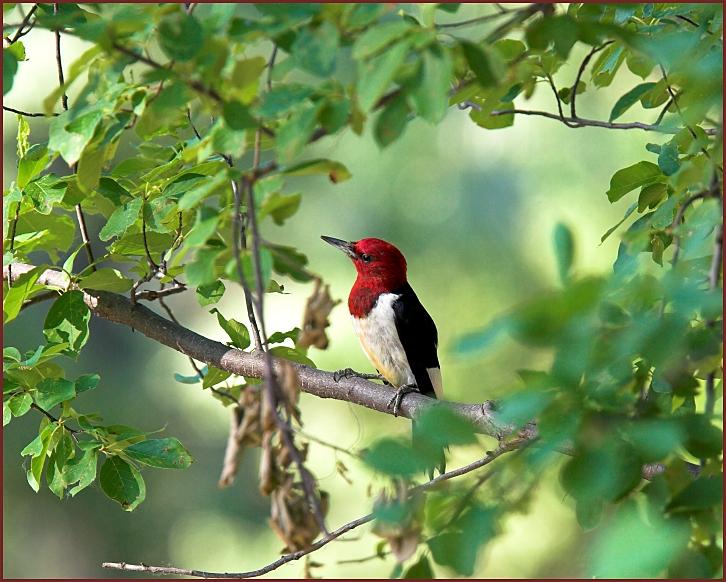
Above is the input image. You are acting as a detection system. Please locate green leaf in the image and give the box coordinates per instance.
[601,202,637,242]
[3,402,11,427]
[222,101,257,131]
[292,20,339,77]
[202,366,231,389]
[158,11,202,61]
[374,94,409,148]
[35,378,76,410]
[260,192,301,226]
[16,115,30,159]
[606,161,664,203]
[17,144,51,189]
[609,82,657,122]
[75,373,100,394]
[403,554,435,579]
[25,175,67,214]
[553,222,575,284]
[48,110,102,166]
[210,308,251,349]
[25,423,58,492]
[77,142,107,193]
[363,438,429,476]
[98,197,143,241]
[125,437,194,469]
[3,48,18,95]
[352,20,411,60]
[178,169,229,211]
[196,280,225,306]
[667,476,723,512]
[78,268,133,292]
[186,246,222,287]
[427,506,497,576]
[589,506,689,577]
[470,101,514,130]
[276,105,321,163]
[411,46,453,123]
[99,456,146,511]
[657,142,680,176]
[460,41,499,88]
[257,84,314,118]
[357,39,411,112]
[3,264,47,323]
[283,159,352,183]
[43,291,91,357]
[8,393,33,417]
[64,446,99,496]
[638,183,667,212]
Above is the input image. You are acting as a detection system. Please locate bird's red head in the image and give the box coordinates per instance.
[322,236,408,314]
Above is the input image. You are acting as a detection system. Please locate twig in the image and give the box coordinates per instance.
[102,446,515,578]
[110,42,223,103]
[54,4,96,272]
[546,73,578,128]
[3,105,59,117]
[570,41,613,119]
[435,7,515,29]
[295,429,361,459]
[6,200,21,286]
[31,403,78,433]
[659,64,713,162]
[21,290,58,309]
[133,285,187,302]
[669,190,711,267]
[654,97,675,127]
[487,107,717,134]
[7,3,37,44]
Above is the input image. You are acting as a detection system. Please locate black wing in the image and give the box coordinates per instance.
[392,283,440,399]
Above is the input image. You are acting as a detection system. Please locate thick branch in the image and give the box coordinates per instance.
[3,262,511,438]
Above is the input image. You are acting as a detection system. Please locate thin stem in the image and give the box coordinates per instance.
[101,446,515,578]
[3,105,59,117]
[54,4,96,271]
[570,41,613,119]
[8,4,38,44]
[436,8,514,29]
[487,107,717,134]
[546,73,579,128]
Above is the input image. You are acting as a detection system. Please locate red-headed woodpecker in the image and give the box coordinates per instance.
[322,235,444,472]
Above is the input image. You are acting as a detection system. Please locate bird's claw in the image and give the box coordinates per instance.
[387,384,419,417]
[333,368,356,382]
[333,368,384,383]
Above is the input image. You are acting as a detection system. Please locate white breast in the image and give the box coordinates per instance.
[351,293,416,388]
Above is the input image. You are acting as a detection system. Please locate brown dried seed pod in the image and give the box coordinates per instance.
[298,278,340,350]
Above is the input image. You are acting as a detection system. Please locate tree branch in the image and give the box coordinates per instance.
[3,262,512,439]
[3,105,59,117]
[488,107,717,134]
[570,41,613,119]
[7,3,37,44]
[102,444,516,578]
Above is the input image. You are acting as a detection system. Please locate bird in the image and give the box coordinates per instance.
[322,235,445,474]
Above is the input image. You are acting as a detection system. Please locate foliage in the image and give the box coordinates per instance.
[2,2,722,578]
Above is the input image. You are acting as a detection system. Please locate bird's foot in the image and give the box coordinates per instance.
[333,368,384,382]
[387,384,419,417]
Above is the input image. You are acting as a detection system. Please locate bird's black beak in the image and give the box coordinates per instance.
[321,235,357,259]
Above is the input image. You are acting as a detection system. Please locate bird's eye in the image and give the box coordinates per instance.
[360,253,372,263]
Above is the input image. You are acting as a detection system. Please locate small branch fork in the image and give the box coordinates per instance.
[102,444,517,579]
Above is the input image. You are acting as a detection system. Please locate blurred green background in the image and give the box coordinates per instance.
[3,4,660,578]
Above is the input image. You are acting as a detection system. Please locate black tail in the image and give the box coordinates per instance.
[412,420,446,479]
